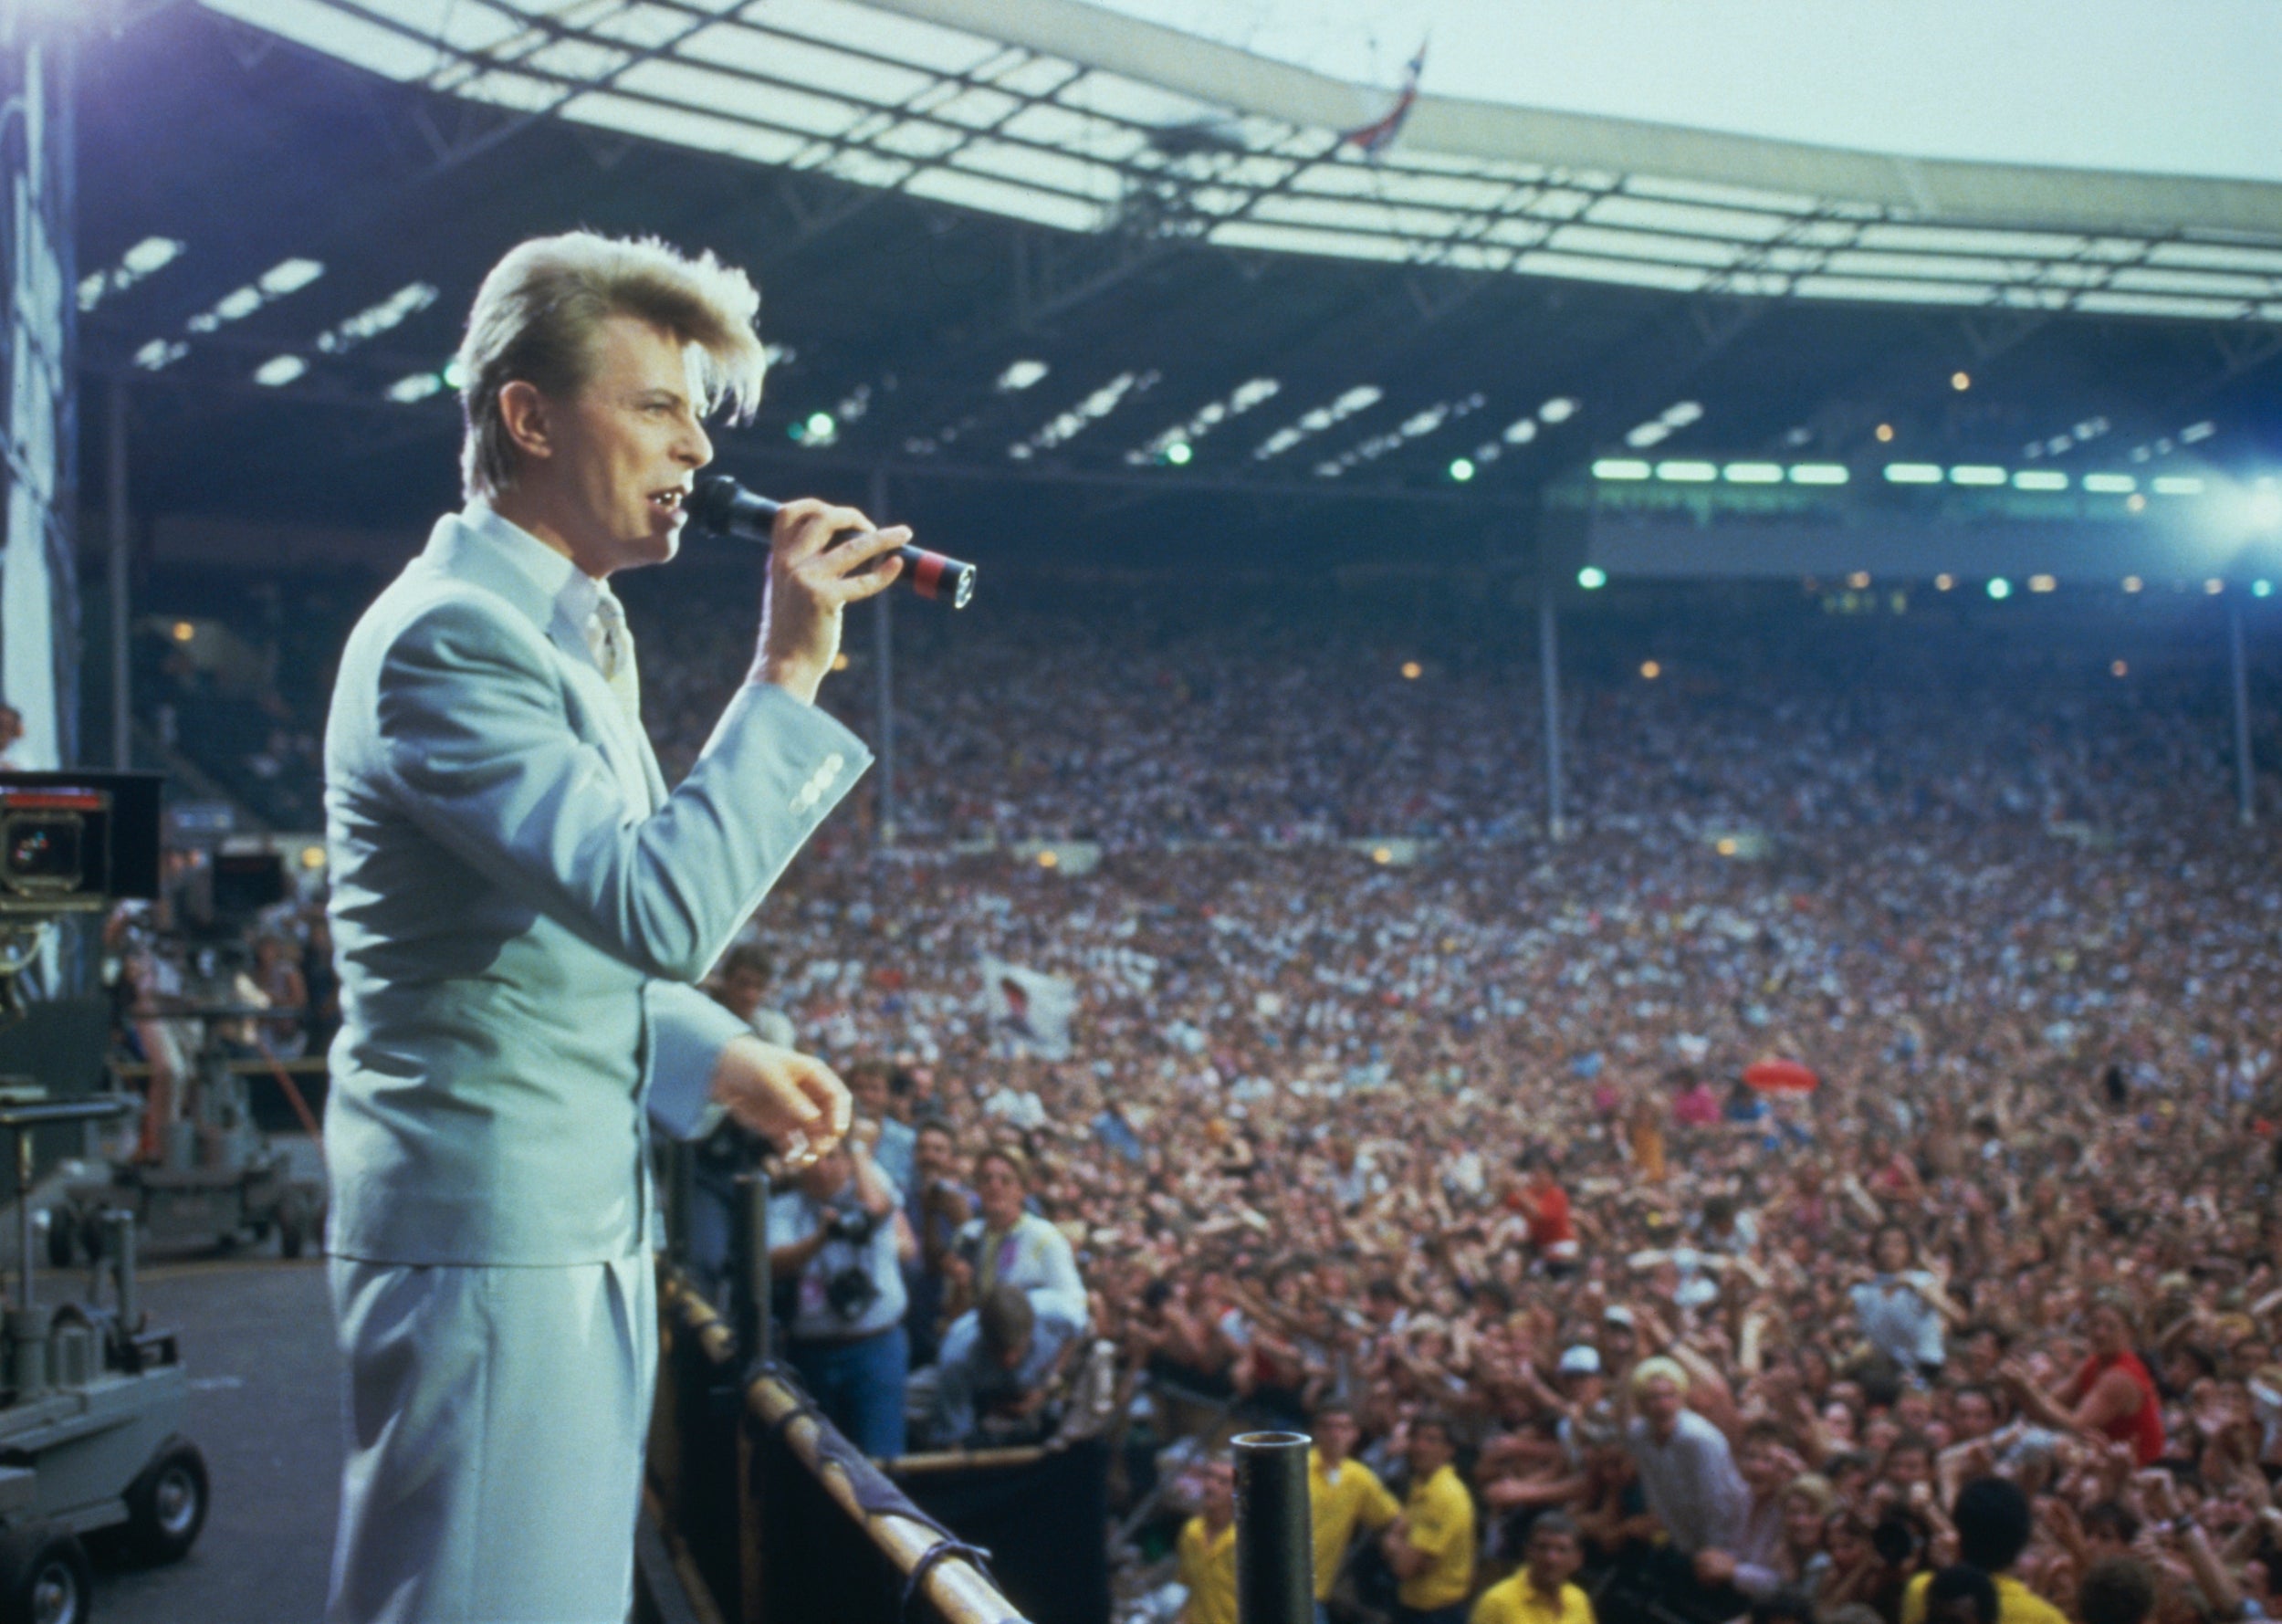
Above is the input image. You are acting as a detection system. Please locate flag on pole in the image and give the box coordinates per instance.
[1341,41,1427,159]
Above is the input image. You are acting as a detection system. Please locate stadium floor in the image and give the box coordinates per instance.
[95,1252,339,1624]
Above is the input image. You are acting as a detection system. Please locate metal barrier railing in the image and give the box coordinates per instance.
[650,1157,1317,1624]
[653,1267,1031,1624]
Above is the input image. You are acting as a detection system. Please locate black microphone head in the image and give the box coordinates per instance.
[686,474,748,534]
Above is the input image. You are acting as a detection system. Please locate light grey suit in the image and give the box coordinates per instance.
[322,503,866,1621]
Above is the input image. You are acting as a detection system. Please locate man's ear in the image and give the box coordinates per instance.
[497,380,554,466]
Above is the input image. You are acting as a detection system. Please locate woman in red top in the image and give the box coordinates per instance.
[2001,1297,2165,1465]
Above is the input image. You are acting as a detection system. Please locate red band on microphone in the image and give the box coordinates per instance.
[913,550,946,601]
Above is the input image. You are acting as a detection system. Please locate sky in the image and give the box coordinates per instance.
[1081,0,2282,183]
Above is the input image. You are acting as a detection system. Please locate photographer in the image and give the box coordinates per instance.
[768,1128,918,1457]
[929,1283,1079,1449]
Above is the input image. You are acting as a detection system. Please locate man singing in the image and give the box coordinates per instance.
[321,231,906,1622]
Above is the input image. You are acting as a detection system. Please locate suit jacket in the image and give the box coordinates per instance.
[322,504,868,1265]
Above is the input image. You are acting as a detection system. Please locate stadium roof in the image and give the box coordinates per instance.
[61,1,2282,568]
[198,0,2282,320]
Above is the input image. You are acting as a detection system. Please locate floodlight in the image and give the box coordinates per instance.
[2082,474,2137,494]
[1948,466,2005,486]
[1448,457,1475,482]
[2255,581,2274,598]
[1165,442,1193,466]
[2246,485,2282,531]
[995,360,1049,393]
[1987,578,2013,599]
[1655,461,1716,483]
[257,258,325,296]
[1592,460,1649,481]
[2151,476,2203,496]
[1538,398,1576,423]
[2014,470,2068,491]
[1577,567,1607,590]
[253,355,307,387]
[1502,419,1537,445]
[120,237,181,276]
[1788,465,1848,486]
[1722,464,1783,484]
[1884,464,1942,484]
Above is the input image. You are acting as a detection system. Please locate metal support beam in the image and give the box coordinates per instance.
[2231,593,2256,827]
[107,380,129,770]
[870,466,896,848]
[1538,571,1565,843]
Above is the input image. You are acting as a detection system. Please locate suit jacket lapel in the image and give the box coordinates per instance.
[419,517,657,815]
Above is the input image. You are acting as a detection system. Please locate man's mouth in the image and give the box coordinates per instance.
[648,487,686,517]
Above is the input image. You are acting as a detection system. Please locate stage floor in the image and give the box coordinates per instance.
[97,1252,340,1624]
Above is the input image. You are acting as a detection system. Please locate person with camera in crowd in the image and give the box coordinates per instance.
[767,1126,917,1456]
[929,1282,1081,1449]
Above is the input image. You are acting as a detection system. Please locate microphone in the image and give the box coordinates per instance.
[686,476,976,609]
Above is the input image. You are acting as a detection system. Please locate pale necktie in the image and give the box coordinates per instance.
[585,590,643,737]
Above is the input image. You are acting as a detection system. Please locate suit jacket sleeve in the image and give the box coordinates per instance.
[373,596,865,1145]
[644,980,751,1141]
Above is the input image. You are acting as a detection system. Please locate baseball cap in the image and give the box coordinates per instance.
[1603,1304,1637,1328]
[1558,1345,1602,1376]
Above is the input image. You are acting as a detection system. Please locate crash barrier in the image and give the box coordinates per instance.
[653,1268,1042,1624]
[883,1438,1111,1624]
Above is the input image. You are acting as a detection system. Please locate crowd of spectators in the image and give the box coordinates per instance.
[127,562,2282,1624]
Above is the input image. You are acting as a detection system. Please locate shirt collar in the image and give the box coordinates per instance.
[463,498,616,634]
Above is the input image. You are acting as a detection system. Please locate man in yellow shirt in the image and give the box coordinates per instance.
[1899,1479,2068,1624]
[1311,1401,1402,1616]
[1384,1414,1477,1624]
[1471,1514,1596,1624]
[1178,1457,1238,1624]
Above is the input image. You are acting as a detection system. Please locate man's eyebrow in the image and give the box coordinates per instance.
[637,387,690,408]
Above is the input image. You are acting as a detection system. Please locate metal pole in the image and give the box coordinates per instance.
[1232,1431,1312,1624]
[1539,579,1566,842]
[869,466,896,847]
[2232,592,2256,827]
[738,1168,772,1368]
[108,379,130,770]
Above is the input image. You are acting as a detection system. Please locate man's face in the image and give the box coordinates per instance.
[916,1126,955,1178]
[1639,1376,1684,1437]
[797,1147,853,1201]
[1317,1410,1358,1463]
[976,1157,1025,1227]
[1527,1530,1582,1591]
[524,314,712,577]
[1408,1422,1452,1477]
[719,967,766,1017]
[1200,1462,1234,1523]
[851,1070,890,1121]
[1952,1390,1996,1440]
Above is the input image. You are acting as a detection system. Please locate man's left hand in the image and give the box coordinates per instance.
[709,1035,852,1164]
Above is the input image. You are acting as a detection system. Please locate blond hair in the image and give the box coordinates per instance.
[1630,1355,1691,1397]
[455,232,766,498]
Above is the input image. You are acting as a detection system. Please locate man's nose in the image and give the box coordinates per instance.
[679,414,713,467]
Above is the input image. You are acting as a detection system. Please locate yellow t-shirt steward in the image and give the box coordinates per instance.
[1178,1514,1238,1624]
[1901,1572,2067,1624]
[1471,1572,1594,1624]
[1398,1463,1476,1611]
[1311,1450,1402,1600]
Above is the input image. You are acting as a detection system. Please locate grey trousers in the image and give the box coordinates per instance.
[327,1254,657,1624]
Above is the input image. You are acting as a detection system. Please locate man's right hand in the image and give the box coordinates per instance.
[709,1034,851,1164]
[752,498,912,702]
